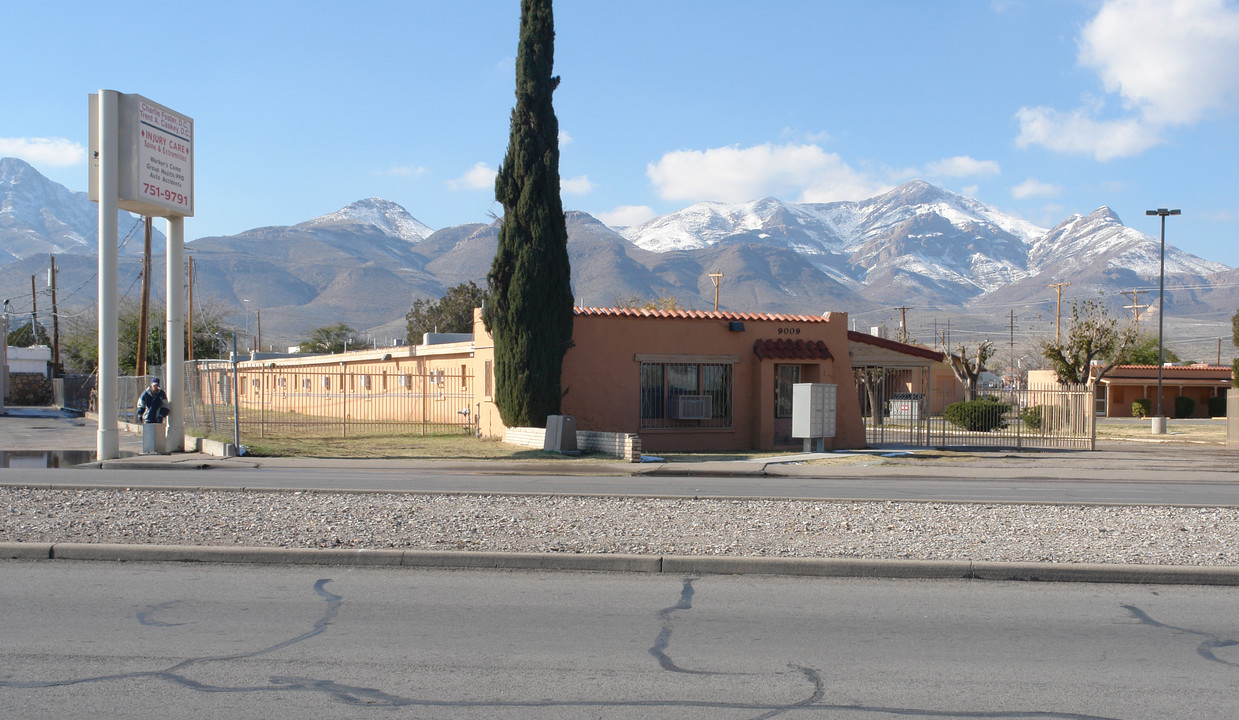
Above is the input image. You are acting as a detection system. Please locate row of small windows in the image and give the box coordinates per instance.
[234,367,469,394]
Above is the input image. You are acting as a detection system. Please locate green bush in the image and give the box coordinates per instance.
[1174,396,1196,419]
[944,397,1011,432]
[1022,404,1068,431]
[1131,398,1152,418]
[1207,395,1227,417]
[1233,358,1238,387]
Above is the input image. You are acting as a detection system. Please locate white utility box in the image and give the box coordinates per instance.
[792,383,837,452]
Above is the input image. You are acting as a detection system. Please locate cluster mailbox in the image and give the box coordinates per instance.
[792,383,837,452]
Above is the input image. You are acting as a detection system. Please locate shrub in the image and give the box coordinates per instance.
[1174,396,1196,419]
[944,397,1011,432]
[1131,398,1152,418]
[1022,404,1068,431]
[1207,394,1227,418]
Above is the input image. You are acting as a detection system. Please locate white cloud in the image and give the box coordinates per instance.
[0,137,85,167]
[1081,0,1239,126]
[559,130,574,146]
[647,142,887,204]
[1014,105,1163,160]
[448,162,496,191]
[1011,178,1062,199]
[1015,0,1239,159]
[561,175,594,194]
[925,155,1001,178]
[378,164,427,177]
[597,205,658,227]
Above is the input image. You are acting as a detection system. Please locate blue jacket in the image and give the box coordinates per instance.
[137,387,169,424]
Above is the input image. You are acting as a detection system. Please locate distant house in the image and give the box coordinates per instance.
[1028,365,1233,417]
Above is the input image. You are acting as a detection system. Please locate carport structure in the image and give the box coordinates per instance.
[847,331,947,447]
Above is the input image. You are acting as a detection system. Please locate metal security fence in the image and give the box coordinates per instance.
[856,366,1094,450]
[53,374,96,412]
[183,360,476,439]
[926,385,1094,450]
[855,367,931,447]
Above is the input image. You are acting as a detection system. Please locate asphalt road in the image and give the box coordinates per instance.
[2,561,1237,719]
[5,463,1239,506]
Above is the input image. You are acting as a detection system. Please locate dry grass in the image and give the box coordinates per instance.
[1095,419,1228,444]
[189,428,623,462]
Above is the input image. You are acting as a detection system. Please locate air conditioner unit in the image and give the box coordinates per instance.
[672,394,712,420]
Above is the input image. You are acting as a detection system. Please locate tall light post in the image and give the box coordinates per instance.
[1145,208,1180,434]
[242,299,252,352]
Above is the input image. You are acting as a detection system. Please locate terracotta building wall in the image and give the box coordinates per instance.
[551,309,865,452]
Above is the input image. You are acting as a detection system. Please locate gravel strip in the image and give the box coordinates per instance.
[3,487,1237,566]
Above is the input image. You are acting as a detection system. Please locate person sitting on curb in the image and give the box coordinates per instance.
[136,377,170,424]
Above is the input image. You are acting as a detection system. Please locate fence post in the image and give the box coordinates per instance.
[1015,387,1022,450]
[340,362,347,439]
[1088,383,1097,451]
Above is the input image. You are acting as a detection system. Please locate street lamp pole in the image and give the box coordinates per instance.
[1145,208,1180,434]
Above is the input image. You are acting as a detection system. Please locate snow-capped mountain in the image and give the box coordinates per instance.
[622,179,1226,306]
[1029,207,1226,278]
[300,197,434,243]
[0,156,160,262]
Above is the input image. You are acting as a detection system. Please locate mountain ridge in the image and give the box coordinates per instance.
[1,157,1232,353]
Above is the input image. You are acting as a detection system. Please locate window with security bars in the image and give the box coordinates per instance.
[640,362,733,429]
[775,364,801,418]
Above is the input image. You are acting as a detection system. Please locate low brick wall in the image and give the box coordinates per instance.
[503,427,546,449]
[578,430,642,463]
[5,372,53,406]
[504,426,642,463]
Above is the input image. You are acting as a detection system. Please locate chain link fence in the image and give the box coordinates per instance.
[182,360,476,440]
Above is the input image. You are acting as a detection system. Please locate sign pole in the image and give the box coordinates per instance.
[96,89,121,460]
[90,90,193,458]
[165,216,185,450]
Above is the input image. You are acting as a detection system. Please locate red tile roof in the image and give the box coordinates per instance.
[1100,365,1233,382]
[753,338,834,360]
[574,307,832,322]
[847,330,946,362]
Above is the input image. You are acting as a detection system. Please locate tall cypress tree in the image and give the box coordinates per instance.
[484,0,573,428]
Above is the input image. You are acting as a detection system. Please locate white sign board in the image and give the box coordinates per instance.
[90,93,194,217]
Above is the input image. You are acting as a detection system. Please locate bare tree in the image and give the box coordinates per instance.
[948,340,993,399]
[1040,298,1136,387]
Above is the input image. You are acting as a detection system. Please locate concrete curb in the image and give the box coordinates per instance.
[5,542,1239,585]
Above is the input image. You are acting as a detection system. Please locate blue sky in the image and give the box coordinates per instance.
[4,0,1238,265]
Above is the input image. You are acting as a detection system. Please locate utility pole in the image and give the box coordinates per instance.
[1009,309,1015,384]
[256,309,262,353]
[1121,289,1149,333]
[708,270,724,312]
[29,274,38,344]
[895,306,910,343]
[136,216,153,377]
[1048,282,1071,344]
[49,255,60,375]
